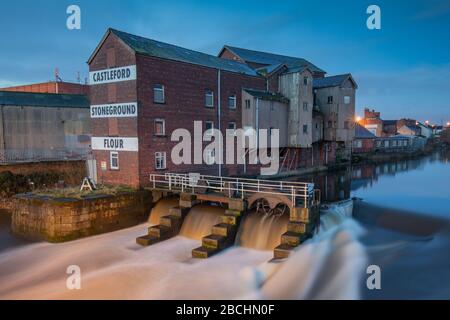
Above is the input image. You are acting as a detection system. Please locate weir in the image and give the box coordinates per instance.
[136,173,321,259]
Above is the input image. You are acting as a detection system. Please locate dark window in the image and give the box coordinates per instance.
[303,102,308,111]
[154,119,165,136]
[110,152,119,170]
[228,95,236,109]
[155,152,166,170]
[205,90,214,107]
[228,122,236,130]
[303,125,308,134]
[154,84,165,103]
[327,96,333,104]
[245,99,251,109]
[303,77,308,86]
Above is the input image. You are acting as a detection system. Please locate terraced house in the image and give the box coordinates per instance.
[89,28,357,187]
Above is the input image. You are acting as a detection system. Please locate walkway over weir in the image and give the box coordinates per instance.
[138,173,321,259]
[148,173,319,209]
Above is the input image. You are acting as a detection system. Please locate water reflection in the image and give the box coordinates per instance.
[294,149,450,215]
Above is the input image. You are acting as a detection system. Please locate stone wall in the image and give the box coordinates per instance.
[12,190,153,242]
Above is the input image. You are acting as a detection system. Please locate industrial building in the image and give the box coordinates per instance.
[89,28,357,187]
[0,91,91,163]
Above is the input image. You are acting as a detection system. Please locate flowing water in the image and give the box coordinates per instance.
[236,211,289,251]
[0,149,449,299]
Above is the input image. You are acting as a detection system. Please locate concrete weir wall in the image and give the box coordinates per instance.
[12,190,153,242]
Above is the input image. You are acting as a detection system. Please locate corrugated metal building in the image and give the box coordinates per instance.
[0,91,91,163]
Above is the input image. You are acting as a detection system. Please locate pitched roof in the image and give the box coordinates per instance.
[0,91,90,108]
[383,120,398,126]
[90,29,259,77]
[355,123,376,139]
[244,89,289,104]
[313,74,357,89]
[220,45,325,73]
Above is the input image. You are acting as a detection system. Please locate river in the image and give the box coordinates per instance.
[0,149,449,299]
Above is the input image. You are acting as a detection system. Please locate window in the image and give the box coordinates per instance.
[344,121,350,129]
[228,95,236,109]
[344,96,351,104]
[303,102,308,111]
[205,149,215,165]
[245,99,251,109]
[110,152,119,170]
[205,90,214,107]
[384,140,389,148]
[154,84,165,103]
[228,122,236,130]
[269,127,275,135]
[205,121,214,137]
[376,140,381,147]
[303,125,308,134]
[327,96,333,104]
[155,152,166,170]
[154,119,165,136]
[328,121,333,128]
[303,77,308,86]
[270,101,274,111]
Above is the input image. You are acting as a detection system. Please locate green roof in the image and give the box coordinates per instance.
[0,91,90,108]
[108,29,259,76]
[221,45,325,74]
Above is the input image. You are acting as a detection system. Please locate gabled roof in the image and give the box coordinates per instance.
[313,74,358,89]
[89,29,259,77]
[244,89,289,104]
[255,63,287,76]
[355,123,376,139]
[219,45,325,73]
[383,120,397,125]
[0,91,89,108]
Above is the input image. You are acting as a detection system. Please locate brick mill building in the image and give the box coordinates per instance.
[88,28,357,187]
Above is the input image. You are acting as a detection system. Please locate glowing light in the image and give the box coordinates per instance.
[356,116,362,122]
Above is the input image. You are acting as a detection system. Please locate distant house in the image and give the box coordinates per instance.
[382,120,398,136]
[353,123,376,154]
[375,135,426,153]
[398,125,420,136]
[417,122,433,138]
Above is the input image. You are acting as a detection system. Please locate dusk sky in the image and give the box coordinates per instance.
[0,0,449,124]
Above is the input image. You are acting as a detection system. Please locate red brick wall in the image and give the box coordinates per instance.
[89,33,267,187]
[89,32,140,187]
[135,54,266,186]
[1,82,89,95]
[352,139,375,154]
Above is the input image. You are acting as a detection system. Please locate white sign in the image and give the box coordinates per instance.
[91,102,138,118]
[91,137,139,152]
[89,65,136,85]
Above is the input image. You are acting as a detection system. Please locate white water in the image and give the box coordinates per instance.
[236,211,289,251]
[0,199,368,300]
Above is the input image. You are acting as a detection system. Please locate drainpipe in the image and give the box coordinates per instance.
[217,69,222,177]
[256,98,260,151]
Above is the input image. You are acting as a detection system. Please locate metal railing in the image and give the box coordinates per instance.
[149,173,317,208]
